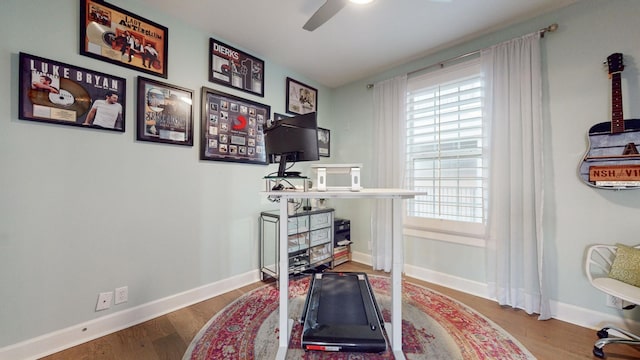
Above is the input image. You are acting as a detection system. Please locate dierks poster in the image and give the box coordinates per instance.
[209,38,265,97]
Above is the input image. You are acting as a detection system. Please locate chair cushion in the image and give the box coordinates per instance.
[609,244,640,287]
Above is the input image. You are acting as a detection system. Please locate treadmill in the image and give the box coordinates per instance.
[300,272,387,353]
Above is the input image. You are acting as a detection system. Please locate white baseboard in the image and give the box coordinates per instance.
[350,249,373,266]
[551,297,640,333]
[352,250,489,296]
[0,270,261,360]
[4,256,639,360]
[352,250,640,334]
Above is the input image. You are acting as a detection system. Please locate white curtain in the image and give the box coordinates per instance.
[371,75,407,271]
[482,33,550,319]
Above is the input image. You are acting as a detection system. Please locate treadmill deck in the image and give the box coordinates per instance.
[301,272,387,353]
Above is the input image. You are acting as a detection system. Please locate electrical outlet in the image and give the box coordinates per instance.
[96,291,113,311]
[606,294,623,309]
[114,286,128,305]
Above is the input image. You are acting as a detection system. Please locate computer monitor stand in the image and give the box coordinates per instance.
[311,164,362,192]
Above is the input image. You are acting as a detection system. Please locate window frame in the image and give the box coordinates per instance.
[403,57,486,247]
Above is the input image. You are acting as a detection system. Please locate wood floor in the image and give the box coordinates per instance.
[40,262,640,360]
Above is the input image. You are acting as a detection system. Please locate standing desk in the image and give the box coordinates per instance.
[263,188,420,360]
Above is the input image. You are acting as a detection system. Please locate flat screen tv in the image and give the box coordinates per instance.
[264,112,319,178]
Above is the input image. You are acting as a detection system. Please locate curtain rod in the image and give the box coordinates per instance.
[366,23,559,89]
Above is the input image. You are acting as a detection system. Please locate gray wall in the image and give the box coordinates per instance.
[2,0,640,353]
[0,0,333,349]
[329,0,640,318]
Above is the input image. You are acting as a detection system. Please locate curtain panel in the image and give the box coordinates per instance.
[481,32,550,319]
[371,75,407,271]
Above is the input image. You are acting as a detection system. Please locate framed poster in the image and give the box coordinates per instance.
[137,77,194,146]
[18,52,126,132]
[286,77,317,115]
[80,0,168,78]
[318,127,330,157]
[209,38,264,97]
[201,87,270,164]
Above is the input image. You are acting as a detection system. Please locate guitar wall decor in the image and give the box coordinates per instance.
[579,53,640,189]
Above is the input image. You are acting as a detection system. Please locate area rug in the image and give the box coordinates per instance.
[183,274,535,359]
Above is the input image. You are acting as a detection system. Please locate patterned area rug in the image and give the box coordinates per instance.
[183,274,535,359]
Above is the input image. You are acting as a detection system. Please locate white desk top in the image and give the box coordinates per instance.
[263,188,422,199]
[310,163,362,169]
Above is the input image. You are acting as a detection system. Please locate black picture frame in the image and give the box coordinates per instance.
[270,112,290,128]
[209,38,265,97]
[318,127,330,157]
[286,77,317,115]
[274,113,289,121]
[200,87,270,164]
[18,52,126,132]
[137,77,194,146]
[80,0,169,78]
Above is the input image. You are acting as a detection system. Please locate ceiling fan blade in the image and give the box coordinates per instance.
[303,0,349,31]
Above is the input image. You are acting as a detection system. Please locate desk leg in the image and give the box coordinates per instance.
[276,199,289,360]
[391,197,405,359]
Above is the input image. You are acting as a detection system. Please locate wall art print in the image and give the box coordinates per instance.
[137,77,194,146]
[209,38,264,97]
[201,87,270,164]
[80,0,168,78]
[318,127,330,157]
[286,77,317,115]
[19,52,126,132]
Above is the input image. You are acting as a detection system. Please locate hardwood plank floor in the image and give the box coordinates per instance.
[40,262,640,359]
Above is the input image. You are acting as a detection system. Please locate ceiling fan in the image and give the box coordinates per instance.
[303,0,451,32]
[303,0,360,32]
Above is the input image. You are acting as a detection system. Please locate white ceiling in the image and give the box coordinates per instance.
[139,0,579,88]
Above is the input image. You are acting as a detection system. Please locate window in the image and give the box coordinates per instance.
[404,58,486,245]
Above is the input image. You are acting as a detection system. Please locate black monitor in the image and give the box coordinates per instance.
[264,112,319,178]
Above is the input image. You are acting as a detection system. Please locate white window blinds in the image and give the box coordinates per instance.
[405,58,485,224]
